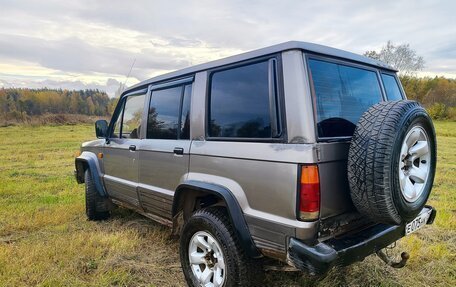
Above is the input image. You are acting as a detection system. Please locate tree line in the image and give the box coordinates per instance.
[402,76,456,120]
[0,75,455,125]
[0,88,118,123]
[365,41,455,120]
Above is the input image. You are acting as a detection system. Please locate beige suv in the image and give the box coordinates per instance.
[75,41,437,286]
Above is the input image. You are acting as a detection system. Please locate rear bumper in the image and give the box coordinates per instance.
[287,206,437,274]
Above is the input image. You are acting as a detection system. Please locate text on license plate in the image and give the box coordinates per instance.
[405,209,432,235]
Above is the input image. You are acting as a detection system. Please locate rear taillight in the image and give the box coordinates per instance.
[298,165,320,221]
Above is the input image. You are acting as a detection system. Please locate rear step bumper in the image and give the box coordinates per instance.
[287,206,437,274]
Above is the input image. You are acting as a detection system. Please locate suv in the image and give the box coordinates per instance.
[75,41,437,286]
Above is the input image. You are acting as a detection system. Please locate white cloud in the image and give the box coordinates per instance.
[0,0,454,95]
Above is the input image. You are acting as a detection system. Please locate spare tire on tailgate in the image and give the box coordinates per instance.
[348,100,436,225]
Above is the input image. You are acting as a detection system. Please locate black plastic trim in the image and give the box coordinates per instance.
[425,205,437,225]
[288,206,436,274]
[150,76,194,91]
[74,157,107,197]
[173,180,261,258]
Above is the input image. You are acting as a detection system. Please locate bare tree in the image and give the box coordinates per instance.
[364,41,425,76]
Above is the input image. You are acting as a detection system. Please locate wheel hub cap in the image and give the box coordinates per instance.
[188,231,226,287]
[399,126,431,202]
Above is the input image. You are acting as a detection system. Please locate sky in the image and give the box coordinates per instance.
[0,0,455,97]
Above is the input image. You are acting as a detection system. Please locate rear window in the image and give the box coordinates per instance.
[308,58,383,138]
[381,73,403,100]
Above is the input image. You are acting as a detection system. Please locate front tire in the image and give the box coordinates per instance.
[180,207,263,287]
[84,170,110,221]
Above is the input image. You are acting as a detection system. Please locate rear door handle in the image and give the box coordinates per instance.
[173,147,184,155]
[129,145,136,151]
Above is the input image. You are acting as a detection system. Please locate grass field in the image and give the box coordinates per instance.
[0,122,455,287]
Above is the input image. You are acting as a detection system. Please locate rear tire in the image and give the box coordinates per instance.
[348,100,436,225]
[180,207,264,287]
[85,170,110,221]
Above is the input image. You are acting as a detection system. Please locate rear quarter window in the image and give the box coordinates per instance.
[381,73,403,100]
[308,58,383,138]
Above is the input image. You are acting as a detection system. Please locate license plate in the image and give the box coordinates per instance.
[405,209,432,235]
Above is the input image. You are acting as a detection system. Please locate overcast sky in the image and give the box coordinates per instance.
[1,0,455,96]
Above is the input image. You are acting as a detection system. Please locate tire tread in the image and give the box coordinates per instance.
[85,170,110,221]
[180,207,263,286]
[348,100,434,224]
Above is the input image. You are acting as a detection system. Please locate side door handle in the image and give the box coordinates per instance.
[129,145,136,151]
[173,147,184,155]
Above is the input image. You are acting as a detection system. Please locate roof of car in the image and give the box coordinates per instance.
[125,41,396,93]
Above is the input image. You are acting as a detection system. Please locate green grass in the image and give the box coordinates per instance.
[0,123,455,286]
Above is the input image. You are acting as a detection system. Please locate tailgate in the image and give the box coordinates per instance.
[317,141,370,238]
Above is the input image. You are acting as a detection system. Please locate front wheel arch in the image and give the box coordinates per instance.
[75,151,107,197]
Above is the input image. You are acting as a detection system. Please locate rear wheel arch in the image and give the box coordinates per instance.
[173,180,261,258]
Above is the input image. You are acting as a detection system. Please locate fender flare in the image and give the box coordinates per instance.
[75,151,107,197]
[173,180,261,258]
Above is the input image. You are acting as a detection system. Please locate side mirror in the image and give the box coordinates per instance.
[95,120,108,138]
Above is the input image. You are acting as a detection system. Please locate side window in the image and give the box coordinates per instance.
[209,60,277,138]
[381,73,403,100]
[112,102,124,138]
[308,58,383,138]
[147,83,193,140]
[147,86,182,139]
[121,94,146,139]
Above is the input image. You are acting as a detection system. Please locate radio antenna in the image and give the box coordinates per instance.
[120,58,136,92]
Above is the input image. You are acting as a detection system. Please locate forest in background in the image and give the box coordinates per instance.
[0,88,117,125]
[0,75,455,126]
[364,41,455,120]
[401,76,456,120]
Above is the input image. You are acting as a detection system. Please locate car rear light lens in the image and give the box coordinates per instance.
[298,165,320,221]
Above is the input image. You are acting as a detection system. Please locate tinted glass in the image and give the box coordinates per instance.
[180,84,191,139]
[382,73,403,100]
[121,94,145,139]
[209,61,271,138]
[147,86,181,139]
[309,59,383,138]
[112,102,124,138]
